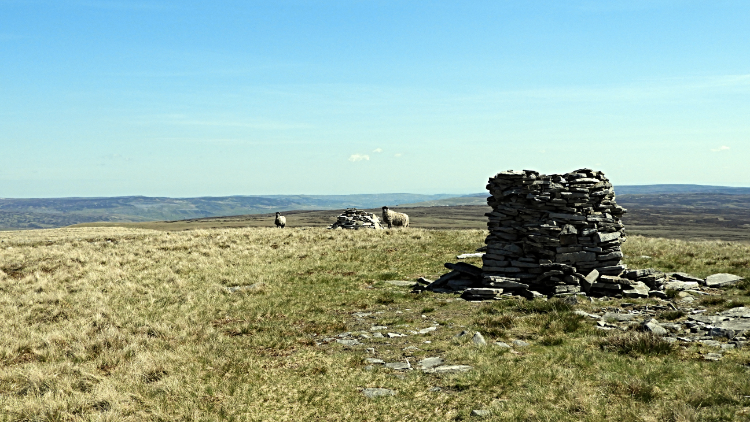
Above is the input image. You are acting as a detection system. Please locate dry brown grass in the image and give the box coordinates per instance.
[0,228,749,421]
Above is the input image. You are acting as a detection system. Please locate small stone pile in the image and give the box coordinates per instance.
[482,168,629,297]
[327,208,383,230]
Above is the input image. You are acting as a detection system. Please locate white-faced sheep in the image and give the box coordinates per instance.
[381,206,409,229]
[274,212,286,228]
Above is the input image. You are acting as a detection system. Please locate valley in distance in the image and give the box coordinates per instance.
[57,184,750,243]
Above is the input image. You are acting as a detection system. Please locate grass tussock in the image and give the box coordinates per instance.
[599,332,677,356]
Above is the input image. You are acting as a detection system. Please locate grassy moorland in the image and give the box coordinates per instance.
[1,228,750,421]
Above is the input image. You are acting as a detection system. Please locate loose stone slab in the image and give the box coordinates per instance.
[423,365,473,374]
[664,281,700,291]
[705,273,743,288]
[457,253,485,259]
[363,388,395,398]
[642,319,668,336]
[418,326,437,334]
[472,332,487,346]
[385,362,411,370]
[336,339,361,346]
[704,353,722,361]
[384,280,417,287]
[471,409,491,418]
[418,357,444,369]
[512,340,530,347]
[603,312,637,322]
[364,358,385,365]
[494,342,511,348]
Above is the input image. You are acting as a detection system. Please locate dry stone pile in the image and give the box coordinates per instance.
[327,208,383,230]
[482,168,630,297]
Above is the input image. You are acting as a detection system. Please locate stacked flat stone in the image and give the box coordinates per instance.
[327,208,383,230]
[482,168,627,296]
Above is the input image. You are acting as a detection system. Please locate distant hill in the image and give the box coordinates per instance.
[3,184,750,231]
[0,194,458,231]
[615,185,750,195]
[399,185,750,207]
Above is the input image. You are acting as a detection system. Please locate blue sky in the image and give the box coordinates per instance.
[1,0,748,197]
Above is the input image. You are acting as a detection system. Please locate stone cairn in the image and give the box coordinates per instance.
[327,208,383,230]
[482,168,634,297]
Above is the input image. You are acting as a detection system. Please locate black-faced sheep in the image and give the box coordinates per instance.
[274,212,286,228]
[381,206,409,229]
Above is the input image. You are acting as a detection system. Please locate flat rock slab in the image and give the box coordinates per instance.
[423,365,473,374]
[718,307,750,317]
[705,273,743,288]
[418,326,437,334]
[471,409,491,418]
[603,312,638,322]
[512,340,530,347]
[457,253,485,259]
[363,388,396,398]
[385,362,411,370]
[364,358,385,365]
[494,342,511,348]
[704,353,722,361]
[336,339,361,346]
[384,280,417,287]
[664,281,700,291]
[418,357,444,369]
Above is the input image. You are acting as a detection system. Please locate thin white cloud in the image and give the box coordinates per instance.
[348,154,369,162]
[394,153,402,158]
[373,148,383,153]
[711,146,730,152]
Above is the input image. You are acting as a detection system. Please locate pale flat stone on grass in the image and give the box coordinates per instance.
[472,332,487,346]
[642,319,668,336]
[423,365,473,374]
[418,326,437,334]
[457,253,485,259]
[704,353,722,361]
[385,362,411,370]
[418,357,444,370]
[471,409,491,418]
[384,280,418,287]
[603,312,637,322]
[705,273,743,288]
[363,388,395,398]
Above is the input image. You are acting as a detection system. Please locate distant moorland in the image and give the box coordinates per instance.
[3,185,750,236]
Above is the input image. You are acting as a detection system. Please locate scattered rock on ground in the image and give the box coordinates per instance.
[472,332,487,346]
[705,273,743,288]
[363,388,395,398]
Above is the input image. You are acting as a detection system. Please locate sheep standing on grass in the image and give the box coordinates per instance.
[381,206,409,229]
[274,212,286,228]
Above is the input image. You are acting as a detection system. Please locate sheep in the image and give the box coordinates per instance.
[381,206,409,229]
[274,212,286,228]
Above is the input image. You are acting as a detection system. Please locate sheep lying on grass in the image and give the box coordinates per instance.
[381,206,409,229]
[274,212,286,228]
